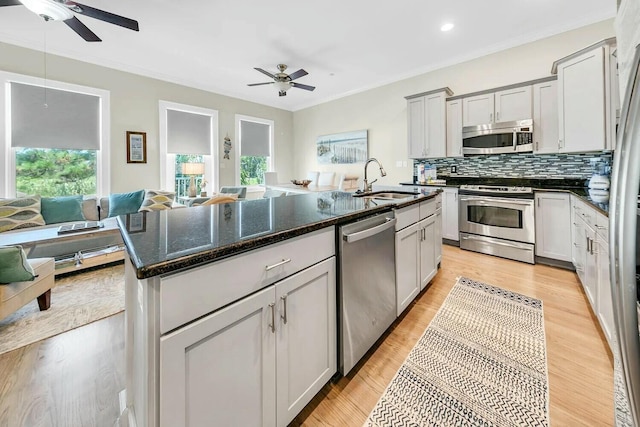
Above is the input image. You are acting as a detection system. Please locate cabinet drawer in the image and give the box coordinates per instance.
[395,204,420,231]
[159,227,335,333]
[595,211,609,242]
[419,197,439,220]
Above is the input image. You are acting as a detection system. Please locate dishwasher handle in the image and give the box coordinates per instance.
[343,217,396,243]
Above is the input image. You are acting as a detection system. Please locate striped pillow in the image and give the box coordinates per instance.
[139,190,175,212]
[0,196,46,232]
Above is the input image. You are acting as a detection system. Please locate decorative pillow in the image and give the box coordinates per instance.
[108,190,145,217]
[139,190,175,212]
[41,195,85,224]
[0,245,36,284]
[82,196,100,221]
[0,196,45,233]
[199,194,239,206]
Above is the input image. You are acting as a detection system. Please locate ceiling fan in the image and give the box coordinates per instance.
[0,0,139,42]
[248,64,315,97]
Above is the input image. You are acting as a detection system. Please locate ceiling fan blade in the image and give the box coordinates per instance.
[291,82,315,91]
[64,16,101,41]
[64,2,139,31]
[254,68,276,79]
[247,82,274,86]
[0,0,21,6]
[287,69,308,81]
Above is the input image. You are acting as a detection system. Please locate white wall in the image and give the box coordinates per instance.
[292,19,616,187]
[0,41,294,194]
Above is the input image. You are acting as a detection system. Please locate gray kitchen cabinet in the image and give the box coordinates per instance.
[394,196,442,315]
[446,99,463,157]
[160,257,336,427]
[532,80,559,154]
[406,88,452,159]
[462,86,532,127]
[596,235,614,349]
[534,192,572,261]
[554,39,618,153]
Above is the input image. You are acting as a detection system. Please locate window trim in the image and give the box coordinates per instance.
[235,114,275,188]
[0,71,110,198]
[159,100,219,194]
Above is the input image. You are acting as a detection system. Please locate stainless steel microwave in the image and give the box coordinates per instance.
[462,119,533,155]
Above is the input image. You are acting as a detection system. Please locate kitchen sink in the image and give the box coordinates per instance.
[353,191,419,201]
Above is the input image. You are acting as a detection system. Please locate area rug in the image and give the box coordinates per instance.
[365,276,549,427]
[0,263,124,355]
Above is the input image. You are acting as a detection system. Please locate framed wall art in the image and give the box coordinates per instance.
[316,130,368,164]
[126,131,147,164]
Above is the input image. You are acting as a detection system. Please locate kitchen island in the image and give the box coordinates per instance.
[117,188,441,427]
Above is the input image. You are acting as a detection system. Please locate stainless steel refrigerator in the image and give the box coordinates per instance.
[610,40,640,426]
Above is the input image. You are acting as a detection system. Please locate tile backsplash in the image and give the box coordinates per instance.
[413,152,613,181]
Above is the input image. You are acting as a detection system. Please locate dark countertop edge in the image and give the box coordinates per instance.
[121,191,440,280]
[400,181,609,216]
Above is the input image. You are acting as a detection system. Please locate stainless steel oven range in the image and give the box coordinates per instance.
[459,185,535,263]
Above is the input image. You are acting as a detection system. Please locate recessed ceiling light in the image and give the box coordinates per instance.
[441,23,454,32]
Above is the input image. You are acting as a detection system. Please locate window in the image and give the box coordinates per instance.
[236,115,274,187]
[0,72,110,198]
[159,101,218,198]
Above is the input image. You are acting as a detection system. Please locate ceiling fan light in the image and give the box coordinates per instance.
[20,0,73,21]
[274,81,292,92]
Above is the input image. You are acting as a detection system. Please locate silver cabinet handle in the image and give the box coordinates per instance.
[496,111,500,121]
[265,258,291,271]
[536,141,539,151]
[268,303,275,333]
[489,113,493,122]
[596,225,607,230]
[280,294,288,324]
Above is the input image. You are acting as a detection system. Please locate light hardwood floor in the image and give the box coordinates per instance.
[0,245,613,426]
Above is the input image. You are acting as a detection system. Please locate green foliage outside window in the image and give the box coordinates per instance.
[241,156,267,185]
[15,148,97,196]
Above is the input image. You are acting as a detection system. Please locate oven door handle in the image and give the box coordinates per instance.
[459,196,534,206]
[461,234,531,249]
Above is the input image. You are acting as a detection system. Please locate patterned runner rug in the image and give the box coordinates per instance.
[365,277,549,427]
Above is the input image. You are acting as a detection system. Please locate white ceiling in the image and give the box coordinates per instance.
[0,0,616,112]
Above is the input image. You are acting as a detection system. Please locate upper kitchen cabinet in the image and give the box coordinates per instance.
[406,88,453,159]
[552,38,619,153]
[446,99,463,157]
[462,86,532,126]
[532,79,559,154]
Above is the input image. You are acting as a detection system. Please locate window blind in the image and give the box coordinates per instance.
[11,82,100,150]
[167,109,211,155]
[240,120,270,157]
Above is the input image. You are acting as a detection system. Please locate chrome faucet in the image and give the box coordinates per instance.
[362,158,387,193]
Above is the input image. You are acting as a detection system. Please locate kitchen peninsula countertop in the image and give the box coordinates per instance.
[118,188,440,279]
[400,177,610,215]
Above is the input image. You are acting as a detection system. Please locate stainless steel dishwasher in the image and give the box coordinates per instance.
[339,211,397,375]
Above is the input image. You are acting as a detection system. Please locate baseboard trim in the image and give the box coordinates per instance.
[535,256,575,270]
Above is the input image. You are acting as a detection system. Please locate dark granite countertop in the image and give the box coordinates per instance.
[400,177,610,216]
[118,188,441,279]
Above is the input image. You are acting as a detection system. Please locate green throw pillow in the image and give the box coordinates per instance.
[0,245,36,284]
[41,195,85,224]
[109,190,145,217]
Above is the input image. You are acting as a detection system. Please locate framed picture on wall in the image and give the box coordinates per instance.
[126,131,147,164]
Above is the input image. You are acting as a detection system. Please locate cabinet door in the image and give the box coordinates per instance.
[494,85,532,123]
[276,258,336,427]
[419,215,437,291]
[583,224,597,309]
[442,188,459,241]
[395,222,421,316]
[533,81,559,154]
[557,47,606,153]
[160,286,276,427]
[534,192,572,261]
[446,99,463,157]
[425,92,447,158]
[463,93,494,126]
[435,209,442,265]
[407,97,426,158]
[596,239,614,349]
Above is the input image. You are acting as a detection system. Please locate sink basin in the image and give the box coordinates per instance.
[353,191,419,201]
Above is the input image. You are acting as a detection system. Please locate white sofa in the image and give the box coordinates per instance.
[0,257,55,320]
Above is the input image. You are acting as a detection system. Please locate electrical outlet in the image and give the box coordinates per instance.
[396,160,402,167]
[451,165,457,174]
